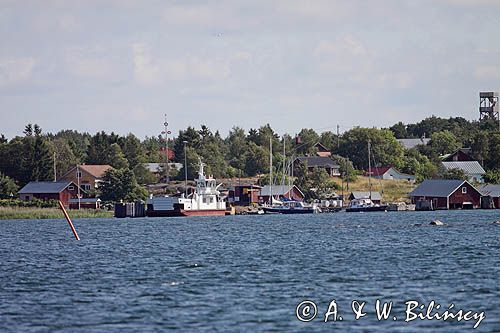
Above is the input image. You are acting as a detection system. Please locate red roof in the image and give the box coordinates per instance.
[365,166,392,176]
[159,148,175,160]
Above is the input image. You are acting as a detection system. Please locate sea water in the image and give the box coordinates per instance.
[0,210,499,332]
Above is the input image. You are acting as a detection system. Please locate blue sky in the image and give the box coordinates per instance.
[1,0,499,139]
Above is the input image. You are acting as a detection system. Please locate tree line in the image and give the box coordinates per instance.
[1,116,499,199]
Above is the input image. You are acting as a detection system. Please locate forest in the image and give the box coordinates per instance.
[1,116,499,200]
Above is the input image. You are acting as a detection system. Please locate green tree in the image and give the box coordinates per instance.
[427,130,461,157]
[483,169,500,184]
[86,131,112,164]
[99,168,147,202]
[0,172,18,198]
[120,133,146,169]
[179,147,201,180]
[49,138,79,178]
[337,127,405,170]
[107,143,129,169]
[244,142,269,176]
[439,167,467,180]
[389,121,408,139]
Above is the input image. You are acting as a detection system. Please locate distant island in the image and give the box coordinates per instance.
[0,115,499,214]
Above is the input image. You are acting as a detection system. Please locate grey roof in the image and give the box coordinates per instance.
[441,161,485,175]
[478,184,500,197]
[349,191,382,200]
[296,156,339,168]
[259,185,304,197]
[19,181,73,194]
[397,138,430,149]
[144,162,183,172]
[409,179,467,197]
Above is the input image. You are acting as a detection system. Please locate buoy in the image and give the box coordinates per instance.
[58,201,80,240]
[430,220,444,226]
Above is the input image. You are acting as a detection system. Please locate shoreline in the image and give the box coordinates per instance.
[0,207,114,220]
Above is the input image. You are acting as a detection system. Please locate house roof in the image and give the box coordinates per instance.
[441,148,473,161]
[79,165,113,178]
[409,179,469,197]
[349,191,382,201]
[62,164,113,179]
[397,138,430,149]
[478,184,500,197]
[296,156,339,168]
[366,166,392,176]
[441,161,485,175]
[259,185,304,197]
[19,181,74,194]
[144,162,183,172]
[314,142,330,152]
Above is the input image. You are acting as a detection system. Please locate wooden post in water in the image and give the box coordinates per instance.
[58,201,80,240]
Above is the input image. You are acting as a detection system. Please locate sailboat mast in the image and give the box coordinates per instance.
[269,138,272,204]
[368,139,372,199]
[282,140,286,188]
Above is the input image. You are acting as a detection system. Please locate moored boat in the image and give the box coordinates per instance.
[262,199,320,214]
[147,160,226,217]
[345,198,387,212]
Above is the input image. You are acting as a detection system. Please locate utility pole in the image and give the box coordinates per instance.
[53,152,57,182]
[337,124,340,150]
[76,164,81,210]
[183,140,188,196]
[368,139,372,200]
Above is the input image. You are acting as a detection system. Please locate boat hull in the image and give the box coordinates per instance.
[345,205,388,212]
[147,208,227,217]
[262,207,317,214]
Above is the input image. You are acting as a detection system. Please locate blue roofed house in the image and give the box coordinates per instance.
[441,161,486,183]
[18,181,81,207]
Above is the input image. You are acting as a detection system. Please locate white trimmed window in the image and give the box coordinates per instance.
[462,187,467,194]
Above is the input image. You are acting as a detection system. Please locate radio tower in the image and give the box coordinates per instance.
[162,114,172,182]
[479,92,499,129]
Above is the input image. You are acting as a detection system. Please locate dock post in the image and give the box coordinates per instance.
[58,201,80,240]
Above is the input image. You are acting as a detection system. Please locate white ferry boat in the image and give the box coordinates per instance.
[147,160,227,217]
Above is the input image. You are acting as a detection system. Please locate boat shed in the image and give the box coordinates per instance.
[478,184,500,209]
[348,191,382,205]
[18,181,82,206]
[258,185,305,203]
[228,184,262,205]
[409,179,481,210]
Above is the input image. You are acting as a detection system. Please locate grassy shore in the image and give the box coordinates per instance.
[332,176,417,203]
[0,207,114,220]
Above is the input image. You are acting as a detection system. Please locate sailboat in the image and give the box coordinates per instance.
[262,138,320,214]
[346,139,388,212]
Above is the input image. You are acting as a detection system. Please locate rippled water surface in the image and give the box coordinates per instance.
[1,210,499,332]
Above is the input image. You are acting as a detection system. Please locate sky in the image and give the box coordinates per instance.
[1,0,500,139]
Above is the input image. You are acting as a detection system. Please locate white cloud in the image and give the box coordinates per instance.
[64,47,113,79]
[0,57,35,85]
[474,65,500,79]
[132,43,162,85]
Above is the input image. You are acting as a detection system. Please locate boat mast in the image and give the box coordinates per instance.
[282,140,286,190]
[269,137,272,204]
[368,139,372,200]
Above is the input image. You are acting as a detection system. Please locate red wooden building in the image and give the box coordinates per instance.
[228,185,262,205]
[18,181,82,207]
[409,179,481,210]
[258,185,305,203]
